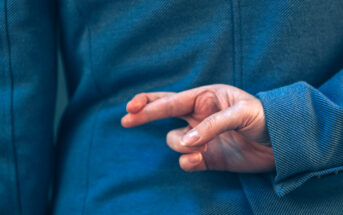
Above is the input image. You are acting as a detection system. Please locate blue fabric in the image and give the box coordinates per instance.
[0,0,56,214]
[257,76,343,197]
[1,0,343,214]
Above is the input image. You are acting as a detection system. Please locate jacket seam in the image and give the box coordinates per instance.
[4,0,22,214]
[81,102,104,215]
[80,103,103,215]
[74,0,106,97]
[86,23,106,97]
[80,5,107,213]
[237,0,243,89]
[230,0,243,88]
[238,175,255,215]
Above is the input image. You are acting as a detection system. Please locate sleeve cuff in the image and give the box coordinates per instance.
[257,81,343,197]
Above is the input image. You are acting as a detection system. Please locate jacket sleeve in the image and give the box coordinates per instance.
[257,69,343,197]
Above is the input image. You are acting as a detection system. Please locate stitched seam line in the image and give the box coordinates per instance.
[79,5,106,213]
[230,0,243,88]
[80,104,103,215]
[237,0,243,89]
[230,0,237,86]
[82,0,106,98]
[72,0,106,97]
[238,176,256,215]
[86,23,106,97]
[62,3,106,214]
[4,1,22,214]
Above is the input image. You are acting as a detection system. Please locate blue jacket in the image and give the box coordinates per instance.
[1,0,343,214]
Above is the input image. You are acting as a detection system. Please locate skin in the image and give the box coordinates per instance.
[121,84,275,173]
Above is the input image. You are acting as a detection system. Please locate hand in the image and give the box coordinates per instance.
[121,84,275,173]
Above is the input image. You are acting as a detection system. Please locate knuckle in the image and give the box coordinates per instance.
[203,116,217,131]
[234,101,250,118]
[236,100,250,109]
[234,100,260,129]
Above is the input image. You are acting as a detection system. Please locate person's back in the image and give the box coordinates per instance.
[1,0,342,214]
[53,0,343,214]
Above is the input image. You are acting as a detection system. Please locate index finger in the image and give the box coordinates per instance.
[126,92,174,113]
[121,88,202,128]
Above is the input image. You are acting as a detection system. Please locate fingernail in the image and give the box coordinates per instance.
[181,130,200,146]
[188,153,202,164]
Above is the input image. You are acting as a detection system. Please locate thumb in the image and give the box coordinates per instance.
[180,102,248,147]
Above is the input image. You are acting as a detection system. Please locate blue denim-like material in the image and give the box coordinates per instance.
[1,0,343,214]
[0,1,56,214]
